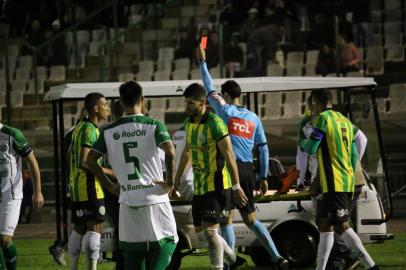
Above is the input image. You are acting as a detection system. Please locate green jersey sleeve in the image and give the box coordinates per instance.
[155,120,171,146]
[92,130,107,154]
[80,122,98,148]
[210,114,229,141]
[11,127,32,157]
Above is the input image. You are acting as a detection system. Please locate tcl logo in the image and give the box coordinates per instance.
[228,117,254,139]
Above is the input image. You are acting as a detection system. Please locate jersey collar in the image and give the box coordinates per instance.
[190,110,209,124]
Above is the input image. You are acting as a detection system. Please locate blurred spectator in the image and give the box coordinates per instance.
[308,13,335,49]
[205,30,220,68]
[224,34,244,78]
[175,28,195,60]
[338,33,361,75]
[21,19,45,55]
[19,170,34,224]
[3,0,29,37]
[43,19,68,66]
[240,8,260,41]
[220,0,242,34]
[315,44,336,76]
[263,0,286,26]
[247,24,284,76]
[350,0,372,47]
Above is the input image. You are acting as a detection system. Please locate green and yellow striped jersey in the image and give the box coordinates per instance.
[69,119,104,202]
[185,112,232,195]
[311,109,356,193]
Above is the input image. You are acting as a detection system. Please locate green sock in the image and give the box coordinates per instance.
[0,248,5,270]
[3,243,17,270]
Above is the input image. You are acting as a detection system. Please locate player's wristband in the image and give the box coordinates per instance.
[232,183,241,191]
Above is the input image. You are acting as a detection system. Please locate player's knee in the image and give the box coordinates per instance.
[334,222,349,235]
[204,228,218,244]
[242,212,256,225]
[0,235,12,249]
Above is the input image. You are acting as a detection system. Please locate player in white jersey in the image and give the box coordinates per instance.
[172,127,194,201]
[87,81,178,270]
[0,123,44,270]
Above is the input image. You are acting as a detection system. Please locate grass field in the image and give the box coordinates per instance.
[13,233,406,270]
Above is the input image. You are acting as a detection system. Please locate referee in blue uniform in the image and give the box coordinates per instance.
[197,46,288,270]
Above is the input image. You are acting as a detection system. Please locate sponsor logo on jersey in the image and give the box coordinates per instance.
[113,131,120,140]
[0,170,8,177]
[121,130,147,138]
[76,209,84,217]
[228,117,255,139]
[0,144,8,152]
[0,158,9,165]
[99,206,106,215]
[199,134,206,144]
[336,208,348,218]
[124,183,154,191]
[190,144,209,152]
[173,135,184,141]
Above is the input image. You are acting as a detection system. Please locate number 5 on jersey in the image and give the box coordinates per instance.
[123,142,141,180]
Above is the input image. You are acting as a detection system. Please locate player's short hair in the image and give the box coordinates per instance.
[84,92,104,113]
[221,80,241,99]
[183,83,206,100]
[119,81,142,107]
[311,89,333,106]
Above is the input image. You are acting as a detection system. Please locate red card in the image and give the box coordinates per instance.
[200,36,208,49]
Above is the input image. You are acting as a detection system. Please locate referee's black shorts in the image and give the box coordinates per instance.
[229,160,256,215]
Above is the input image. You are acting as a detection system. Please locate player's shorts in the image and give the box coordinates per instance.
[119,202,178,245]
[71,199,106,225]
[317,192,352,225]
[228,161,256,214]
[0,199,22,236]
[192,190,230,227]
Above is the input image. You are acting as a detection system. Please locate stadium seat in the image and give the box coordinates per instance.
[305,50,319,65]
[158,47,175,62]
[198,0,217,4]
[174,58,190,70]
[167,97,185,112]
[286,51,304,66]
[11,80,27,92]
[282,91,302,118]
[118,72,135,82]
[369,22,382,35]
[7,45,19,58]
[0,69,5,81]
[346,71,364,77]
[260,92,282,120]
[88,41,103,56]
[77,30,91,53]
[0,92,5,106]
[136,71,152,81]
[91,29,107,41]
[385,45,405,61]
[15,67,31,81]
[195,5,210,16]
[156,59,172,71]
[157,29,173,42]
[109,28,126,43]
[49,65,66,81]
[371,34,383,46]
[128,14,142,26]
[286,64,303,76]
[18,55,32,68]
[388,84,406,112]
[172,69,189,80]
[304,64,316,76]
[209,66,222,78]
[27,79,45,94]
[383,9,402,21]
[238,42,247,67]
[369,0,382,10]
[143,30,158,42]
[10,91,24,107]
[122,42,141,58]
[365,46,384,74]
[36,66,48,81]
[181,6,195,17]
[161,18,179,29]
[370,10,382,23]
[138,60,155,74]
[129,4,143,15]
[267,64,284,76]
[154,70,171,81]
[190,68,201,79]
[148,109,165,122]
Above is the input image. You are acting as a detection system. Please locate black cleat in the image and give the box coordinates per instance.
[230,255,246,270]
[367,265,380,270]
[49,244,67,266]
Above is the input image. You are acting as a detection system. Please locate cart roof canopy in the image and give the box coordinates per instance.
[44,77,376,102]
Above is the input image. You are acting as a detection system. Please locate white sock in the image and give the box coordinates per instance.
[316,232,334,270]
[340,228,375,268]
[205,228,224,269]
[219,234,236,265]
[68,230,84,270]
[84,231,101,270]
